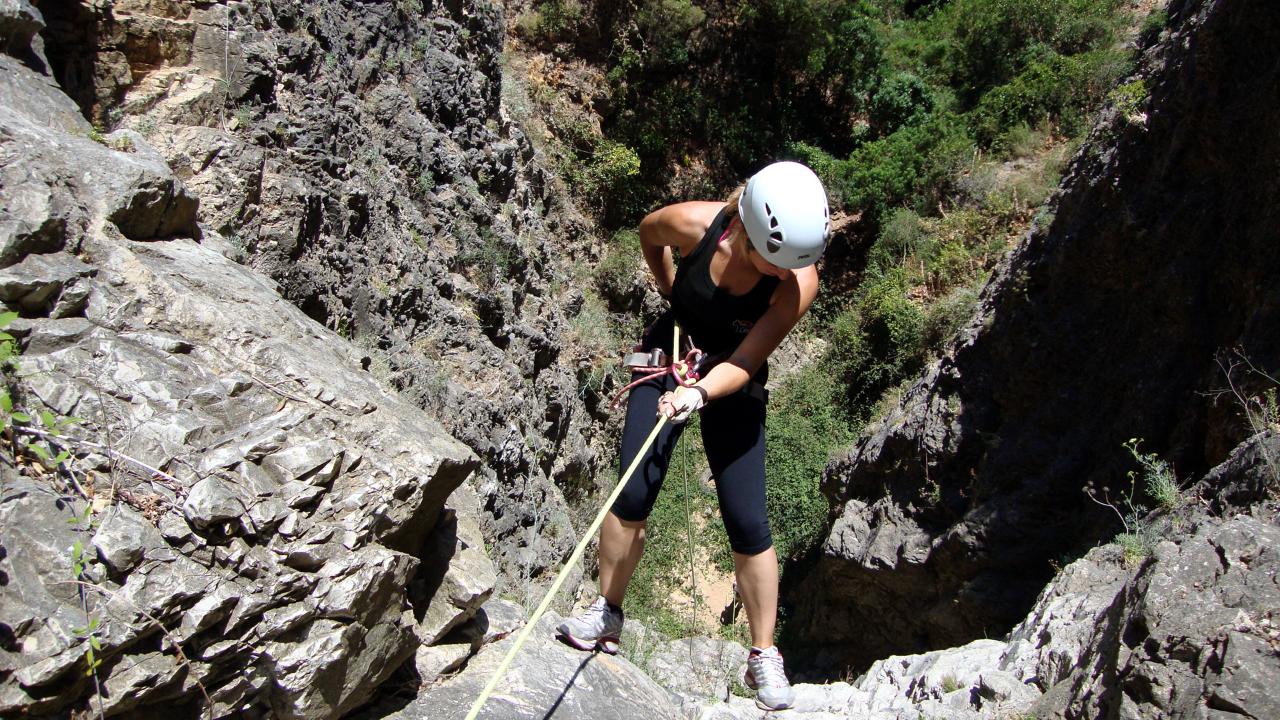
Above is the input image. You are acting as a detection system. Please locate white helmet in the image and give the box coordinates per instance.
[738,161,831,269]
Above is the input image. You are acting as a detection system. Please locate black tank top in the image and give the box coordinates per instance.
[643,207,779,383]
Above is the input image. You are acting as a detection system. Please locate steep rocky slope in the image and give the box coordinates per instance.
[0,11,489,715]
[33,0,620,596]
[791,0,1280,682]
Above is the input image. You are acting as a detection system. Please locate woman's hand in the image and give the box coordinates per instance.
[657,385,708,424]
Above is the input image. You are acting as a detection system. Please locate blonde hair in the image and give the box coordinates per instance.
[724,184,745,221]
[722,184,749,251]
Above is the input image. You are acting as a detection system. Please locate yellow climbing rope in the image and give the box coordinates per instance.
[462,326,682,720]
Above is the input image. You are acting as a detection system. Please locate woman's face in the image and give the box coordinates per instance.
[730,218,791,279]
[747,240,791,279]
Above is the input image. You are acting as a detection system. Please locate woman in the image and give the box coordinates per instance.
[557,161,829,711]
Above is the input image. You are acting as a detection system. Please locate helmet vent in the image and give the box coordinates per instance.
[767,232,783,253]
[769,216,779,228]
[764,203,772,216]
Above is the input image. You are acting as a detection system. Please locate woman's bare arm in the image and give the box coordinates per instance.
[694,265,818,400]
[638,201,722,296]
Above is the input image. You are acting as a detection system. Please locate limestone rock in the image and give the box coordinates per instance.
[388,613,683,720]
[91,504,168,575]
[0,0,41,57]
[0,29,484,718]
[1032,515,1280,720]
[645,636,748,706]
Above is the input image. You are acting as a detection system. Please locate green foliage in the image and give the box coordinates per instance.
[765,364,854,561]
[457,228,519,289]
[970,48,1130,148]
[1140,8,1168,41]
[870,72,936,136]
[596,229,641,304]
[1115,529,1154,566]
[634,0,706,67]
[1108,79,1148,126]
[1124,438,1181,511]
[572,140,641,198]
[922,283,979,353]
[938,0,1123,105]
[1086,438,1182,565]
[835,113,972,227]
[395,0,423,15]
[0,311,18,432]
[519,0,585,42]
[569,288,616,354]
[827,269,926,419]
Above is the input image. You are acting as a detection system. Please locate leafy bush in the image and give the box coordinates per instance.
[940,0,1123,105]
[827,269,927,419]
[922,283,980,352]
[834,112,972,226]
[867,208,928,270]
[969,48,1131,147]
[765,365,853,561]
[596,229,642,305]
[634,0,706,67]
[517,0,585,43]
[870,72,936,136]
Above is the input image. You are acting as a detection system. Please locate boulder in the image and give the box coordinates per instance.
[387,613,684,720]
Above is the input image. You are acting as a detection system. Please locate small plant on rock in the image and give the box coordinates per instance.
[1124,438,1182,511]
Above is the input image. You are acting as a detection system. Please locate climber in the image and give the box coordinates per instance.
[557,161,830,711]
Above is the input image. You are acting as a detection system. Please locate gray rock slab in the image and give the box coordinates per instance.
[91,503,167,575]
[645,636,748,705]
[391,613,683,720]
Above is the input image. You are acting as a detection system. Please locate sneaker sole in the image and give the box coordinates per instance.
[556,630,620,655]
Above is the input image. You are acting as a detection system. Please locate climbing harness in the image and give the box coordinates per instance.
[463,326,684,720]
[611,339,706,410]
[611,335,767,408]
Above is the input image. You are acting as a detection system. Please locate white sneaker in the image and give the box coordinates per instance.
[556,597,624,654]
[745,645,795,710]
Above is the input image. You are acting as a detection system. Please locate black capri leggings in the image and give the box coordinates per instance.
[610,371,773,555]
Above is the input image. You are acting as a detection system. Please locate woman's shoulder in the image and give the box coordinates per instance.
[642,201,726,248]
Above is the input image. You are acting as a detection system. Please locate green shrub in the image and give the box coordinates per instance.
[835,113,972,226]
[969,48,1131,148]
[827,269,927,419]
[457,228,519,288]
[635,0,706,67]
[922,283,980,352]
[596,229,642,304]
[519,0,585,42]
[998,122,1050,160]
[867,208,928,271]
[940,0,1123,104]
[765,365,854,562]
[869,72,936,136]
[1108,79,1148,126]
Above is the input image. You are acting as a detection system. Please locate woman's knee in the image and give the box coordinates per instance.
[726,520,772,556]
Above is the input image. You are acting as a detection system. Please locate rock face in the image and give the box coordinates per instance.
[0,8,498,717]
[381,613,685,720]
[791,0,1280,674]
[32,0,620,595]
